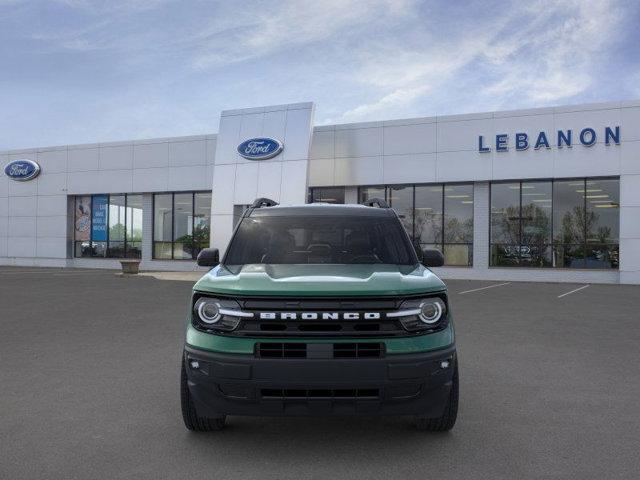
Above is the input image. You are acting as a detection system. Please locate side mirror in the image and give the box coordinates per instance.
[421,248,444,268]
[196,248,220,267]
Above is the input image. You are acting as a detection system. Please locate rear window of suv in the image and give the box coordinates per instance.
[224,215,417,266]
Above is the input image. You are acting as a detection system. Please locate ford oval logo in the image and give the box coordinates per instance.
[237,137,283,160]
[4,159,41,181]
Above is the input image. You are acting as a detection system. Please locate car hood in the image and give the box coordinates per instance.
[193,264,446,297]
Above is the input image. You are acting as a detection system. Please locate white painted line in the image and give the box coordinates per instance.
[557,284,590,298]
[458,282,511,295]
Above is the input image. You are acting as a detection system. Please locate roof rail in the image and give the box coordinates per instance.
[250,197,279,209]
[361,197,390,208]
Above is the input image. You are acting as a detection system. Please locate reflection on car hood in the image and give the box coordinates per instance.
[194,264,446,297]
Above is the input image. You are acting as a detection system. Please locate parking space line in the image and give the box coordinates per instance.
[557,284,590,298]
[458,282,511,295]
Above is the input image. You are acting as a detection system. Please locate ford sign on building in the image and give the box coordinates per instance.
[1,100,640,285]
[4,159,40,181]
[237,137,283,160]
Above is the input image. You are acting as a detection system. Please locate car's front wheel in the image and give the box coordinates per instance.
[180,356,226,431]
[415,360,459,432]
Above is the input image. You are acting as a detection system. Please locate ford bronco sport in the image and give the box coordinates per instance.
[181,198,458,431]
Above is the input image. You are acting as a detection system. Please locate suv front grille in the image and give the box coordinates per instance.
[256,342,384,359]
[240,320,400,336]
[232,296,411,337]
[193,294,449,338]
[257,342,307,358]
[333,343,383,358]
[261,388,380,399]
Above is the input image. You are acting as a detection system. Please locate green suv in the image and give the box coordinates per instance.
[181,198,458,431]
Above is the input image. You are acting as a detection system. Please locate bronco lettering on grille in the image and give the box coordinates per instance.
[258,312,381,320]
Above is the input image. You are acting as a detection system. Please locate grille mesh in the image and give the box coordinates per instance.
[261,388,380,399]
[256,342,384,359]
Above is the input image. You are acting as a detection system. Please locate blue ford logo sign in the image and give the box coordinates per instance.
[237,137,283,160]
[4,159,41,181]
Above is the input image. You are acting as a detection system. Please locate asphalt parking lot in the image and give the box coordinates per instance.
[1,268,639,480]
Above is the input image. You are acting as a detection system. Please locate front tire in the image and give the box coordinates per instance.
[415,360,459,432]
[181,357,226,431]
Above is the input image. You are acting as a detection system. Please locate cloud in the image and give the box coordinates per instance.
[338,36,493,121]
[0,0,635,149]
[190,0,415,70]
[339,85,429,121]
[334,0,627,122]
[481,0,622,104]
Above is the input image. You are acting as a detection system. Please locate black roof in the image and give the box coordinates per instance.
[247,203,395,217]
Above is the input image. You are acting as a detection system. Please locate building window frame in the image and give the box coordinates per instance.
[358,183,474,267]
[73,193,143,259]
[308,186,346,204]
[152,191,212,260]
[489,176,620,269]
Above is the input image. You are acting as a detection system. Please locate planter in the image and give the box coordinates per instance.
[119,259,141,274]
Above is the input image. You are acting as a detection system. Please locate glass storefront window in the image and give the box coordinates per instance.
[359,186,386,203]
[444,184,474,266]
[415,185,443,246]
[491,177,619,269]
[553,179,587,268]
[126,195,143,258]
[108,195,126,258]
[585,178,619,268]
[173,193,193,260]
[194,192,212,258]
[388,186,413,239]
[553,180,585,245]
[490,182,520,254]
[357,183,474,266]
[74,196,92,257]
[152,191,212,260]
[491,181,553,267]
[520,181,552,267]
[309,187,345,204]
[73,193,143,259]
[153,194,173,259]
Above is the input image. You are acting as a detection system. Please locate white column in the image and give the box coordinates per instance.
[141,193,153,261]
[619,173,640,284]
[472,182,490,270]
[210,103,315,255]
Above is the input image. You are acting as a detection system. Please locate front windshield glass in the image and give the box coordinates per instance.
[224,215,417,266]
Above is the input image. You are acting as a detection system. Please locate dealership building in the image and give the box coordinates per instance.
[1,100,639,284]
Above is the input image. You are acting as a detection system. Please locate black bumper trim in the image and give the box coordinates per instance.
[184,344,456,417]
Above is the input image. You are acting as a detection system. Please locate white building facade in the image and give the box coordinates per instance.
[1,100,639,284]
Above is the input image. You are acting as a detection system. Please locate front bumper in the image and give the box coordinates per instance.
[184,344,456,417]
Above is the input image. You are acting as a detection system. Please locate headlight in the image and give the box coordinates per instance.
[192,296,250,332]
[419,298,445,324]
[195,298,221,324]
[389,296,448,332]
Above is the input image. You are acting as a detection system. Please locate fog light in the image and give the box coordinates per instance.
[440,360,450,369]
[190,360,200,370]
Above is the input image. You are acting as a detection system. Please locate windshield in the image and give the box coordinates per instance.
[224,214,417,267]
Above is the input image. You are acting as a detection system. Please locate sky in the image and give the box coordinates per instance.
[1,0,639,150]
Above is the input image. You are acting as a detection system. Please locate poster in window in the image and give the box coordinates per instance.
[74,196,91,241]
[91,195,108,242]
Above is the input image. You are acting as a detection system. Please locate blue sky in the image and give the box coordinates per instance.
[1,0,639,150]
